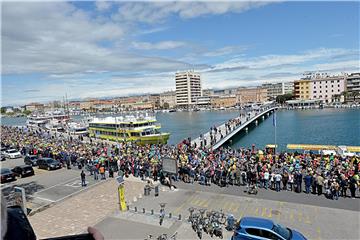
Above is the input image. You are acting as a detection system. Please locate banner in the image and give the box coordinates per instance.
[118,185,127,211]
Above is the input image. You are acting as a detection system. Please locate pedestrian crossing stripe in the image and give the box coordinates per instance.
[261,207,272,218]
[297,212,303,222]
[173,193,197,214]
[304,215,312,224]
[254,207,259,216]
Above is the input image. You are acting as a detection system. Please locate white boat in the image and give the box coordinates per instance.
[26,112,70,128]
[66,121,88,135]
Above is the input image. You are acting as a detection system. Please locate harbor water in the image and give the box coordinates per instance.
[1,109,359,151]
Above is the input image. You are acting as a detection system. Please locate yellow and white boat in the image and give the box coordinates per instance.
[88,115,170,145]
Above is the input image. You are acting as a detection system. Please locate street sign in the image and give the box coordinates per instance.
[162,157,177,175]
[116,175,124,184]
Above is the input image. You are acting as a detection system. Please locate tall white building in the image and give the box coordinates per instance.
[175,70,202,107]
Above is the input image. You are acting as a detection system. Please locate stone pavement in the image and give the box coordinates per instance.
[29,176,146,239]
[125,188,360,240]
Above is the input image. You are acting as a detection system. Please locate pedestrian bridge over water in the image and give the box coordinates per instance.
[191,105,278,150]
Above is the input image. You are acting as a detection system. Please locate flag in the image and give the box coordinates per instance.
[273,111,277,127]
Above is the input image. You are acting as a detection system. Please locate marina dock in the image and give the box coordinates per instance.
[191,105,278,150]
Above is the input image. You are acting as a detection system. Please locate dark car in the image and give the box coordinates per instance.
[24,155,39,166]
[1,168,16,183]
[37,158,62,170]
[232,217,307,240]
[1,155,6,161]
[12,165,35,178]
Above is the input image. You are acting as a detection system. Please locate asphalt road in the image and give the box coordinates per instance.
[1,156,106,210]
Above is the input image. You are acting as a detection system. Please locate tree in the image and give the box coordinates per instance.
[0,107,6,114]
[163,102,170,109]
[276,93,294,104]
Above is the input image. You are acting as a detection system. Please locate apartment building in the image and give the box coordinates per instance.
[175,71,202,107]
[346,72,360,102]
[262,82,294,100]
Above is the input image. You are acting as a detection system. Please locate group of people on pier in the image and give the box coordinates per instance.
[1,125,359,200]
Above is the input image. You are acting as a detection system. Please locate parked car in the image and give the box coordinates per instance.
[1,146,9,155]
[37,158,62,170]
[0,168,16,183]
[4,149,22,159]
[1,155,6,161]
[24,155,39,166]
[12,165,35,178]
[232,217,307,240]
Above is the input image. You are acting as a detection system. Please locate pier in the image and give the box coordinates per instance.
[191,105,278,150]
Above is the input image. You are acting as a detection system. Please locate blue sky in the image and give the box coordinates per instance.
[2,1,359,106]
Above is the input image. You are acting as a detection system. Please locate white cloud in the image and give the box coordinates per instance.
[95,1,112,11]
[132,41,186,50]
[113,1,273,24]
[203,46,249,57]
[1,2,193,75]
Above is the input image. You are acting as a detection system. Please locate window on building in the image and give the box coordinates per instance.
[320,91,322,93]
[313,91,317,93]
[331,81,334,83]
[337,80,340,82]
[332,90,334,92]
[320,86,322,88]
[326,90,328,93]
[338,84,340,87]
[326,85,328,88]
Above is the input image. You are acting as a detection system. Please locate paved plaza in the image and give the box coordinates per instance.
[98,187,359,240]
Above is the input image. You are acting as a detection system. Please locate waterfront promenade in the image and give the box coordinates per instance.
[191,105,277,150]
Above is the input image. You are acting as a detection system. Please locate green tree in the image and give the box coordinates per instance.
[23,110,32,115]
[163,102,170,109]
[276,93,294,104]
[0,107,6,114]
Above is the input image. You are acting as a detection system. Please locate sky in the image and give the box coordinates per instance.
[1,0,359,106]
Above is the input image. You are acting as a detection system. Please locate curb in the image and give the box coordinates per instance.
[28,178,112,217]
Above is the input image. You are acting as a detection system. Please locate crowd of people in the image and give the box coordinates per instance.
[1,125,359,200]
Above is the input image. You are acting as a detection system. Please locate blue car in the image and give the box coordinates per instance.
[232,217,307,240]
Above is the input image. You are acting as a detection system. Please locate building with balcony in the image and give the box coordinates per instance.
[294,80,311,100]
[175,70,202,107]
[262,82,294,100]
[346,72,360,102]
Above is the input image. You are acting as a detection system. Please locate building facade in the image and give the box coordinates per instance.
[211,95,237,108]
[236,87,267,104]
[294,73,348,103]
[160,91,176,109]
[310,76,346,103]
[346,73,360,102]
[262,82,294,100]
[294,80,311,100]
[175,71,202,107]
